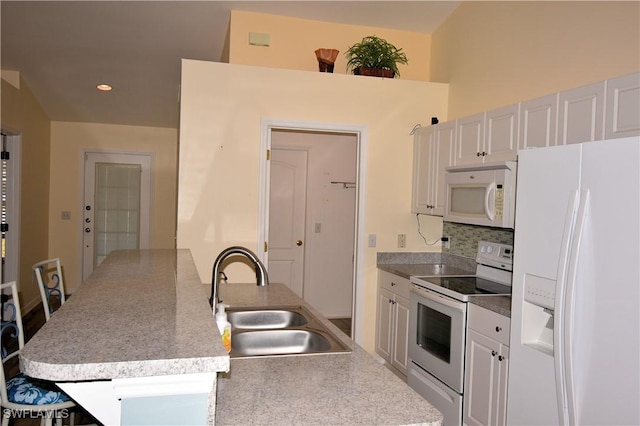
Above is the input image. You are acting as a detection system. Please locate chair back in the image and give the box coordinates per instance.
[33,258,67,321]
[1,281,24,405]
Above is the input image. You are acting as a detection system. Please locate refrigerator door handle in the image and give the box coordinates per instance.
[485,182,496,221]
[554,189,579,425]
[564,189,590,425]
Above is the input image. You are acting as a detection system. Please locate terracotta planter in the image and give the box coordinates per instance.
[354,67,395,78]
[315,48,339,73]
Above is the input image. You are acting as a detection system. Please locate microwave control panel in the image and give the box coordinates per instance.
[495,184,504,219]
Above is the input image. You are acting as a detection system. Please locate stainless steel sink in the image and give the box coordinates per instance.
[231,329,334,356]
[226,306,351,358]
[227,309,307,329]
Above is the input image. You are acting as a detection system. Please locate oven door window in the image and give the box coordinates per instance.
[416,301,452,363]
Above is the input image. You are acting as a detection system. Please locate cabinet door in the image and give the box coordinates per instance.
[558,81,605,145]
[432,121,456,216]
[391,294,410,376]
[456,113,485,165]
[411,126,435,214]
[495,345,509,426]
[519,93,558,150]
[485,104,518,162]
[463,329,501,426]
[375,287,394,362]
[605,72,640,139]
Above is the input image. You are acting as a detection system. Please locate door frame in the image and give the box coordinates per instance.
[0,132,21,287]
[258,118,368,344]
[80,149,153,282]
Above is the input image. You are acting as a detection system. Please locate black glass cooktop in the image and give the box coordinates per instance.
[411,275,512,301]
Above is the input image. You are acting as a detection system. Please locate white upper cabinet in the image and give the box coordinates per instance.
[519,93,558,150]
[456,112,485,165]
[456,107,518,166]
[557,81,605,145]
[484,104,519,162]
[605,72,640,139]
[432,121,456,216]
[411,126,434,214]
[411,123,455,216]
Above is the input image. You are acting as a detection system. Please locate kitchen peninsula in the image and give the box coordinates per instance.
[20,249,442,425]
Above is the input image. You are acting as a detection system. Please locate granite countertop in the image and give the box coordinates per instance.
[214,282,443,426]
[20,249,229,381]
[377,252,512,317]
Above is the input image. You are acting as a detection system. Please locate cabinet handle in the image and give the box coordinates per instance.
[476,152,481,157]
[498,355,504,362]
[482,151,487,156]
[391,282,396,286]
[491,350,497,357]
[495,326,502,332]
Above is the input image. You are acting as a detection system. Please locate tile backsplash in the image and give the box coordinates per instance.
[443,222,514,259]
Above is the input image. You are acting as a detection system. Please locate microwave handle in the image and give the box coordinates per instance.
[485,182,496,221]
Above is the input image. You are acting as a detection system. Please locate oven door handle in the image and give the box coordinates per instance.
[410,284,466,312]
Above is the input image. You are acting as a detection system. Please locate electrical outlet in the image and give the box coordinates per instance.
[442,236,451,249]
[397,234,406,248]
[368,234,377,248]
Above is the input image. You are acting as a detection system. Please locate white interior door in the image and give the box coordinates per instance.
[268,149,308,297]
[82,152,151,281]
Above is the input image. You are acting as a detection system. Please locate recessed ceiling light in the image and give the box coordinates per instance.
[96,84,112,91]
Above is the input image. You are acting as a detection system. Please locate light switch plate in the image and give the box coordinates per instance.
[368,234,376,248]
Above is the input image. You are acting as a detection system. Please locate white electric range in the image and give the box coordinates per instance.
[407,241,513,426]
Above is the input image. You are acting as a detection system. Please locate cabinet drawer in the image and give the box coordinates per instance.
[468,303,510,346]
[378,270,410,299]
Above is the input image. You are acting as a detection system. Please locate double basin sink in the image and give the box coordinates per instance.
[226,305,351,358]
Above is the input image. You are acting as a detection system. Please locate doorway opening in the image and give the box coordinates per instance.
[82,151,152,281]
[0,132,21,287]
[259,119,367,343]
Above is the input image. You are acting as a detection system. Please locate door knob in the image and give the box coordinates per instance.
[296,240,303,246]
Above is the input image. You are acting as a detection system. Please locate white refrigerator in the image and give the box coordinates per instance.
[507,137,640,425]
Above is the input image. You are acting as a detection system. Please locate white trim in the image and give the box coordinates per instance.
[2,133,21,288]
[258,118,367,344]
[113,372,217,398]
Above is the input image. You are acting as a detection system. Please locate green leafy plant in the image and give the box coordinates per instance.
[344,35,409,78]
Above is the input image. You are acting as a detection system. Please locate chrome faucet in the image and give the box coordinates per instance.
[210,246,269,309]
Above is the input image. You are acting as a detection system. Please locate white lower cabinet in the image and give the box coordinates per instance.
[463,304,510,426]
[376,270,410,378]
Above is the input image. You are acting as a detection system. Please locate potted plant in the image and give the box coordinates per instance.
[344,35,408,78]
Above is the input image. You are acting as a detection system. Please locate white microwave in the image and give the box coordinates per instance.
[444,161,517,228]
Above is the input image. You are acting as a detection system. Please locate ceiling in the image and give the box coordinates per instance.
[1,1,461,129]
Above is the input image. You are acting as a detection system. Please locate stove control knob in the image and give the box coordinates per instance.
[487,246,494,254]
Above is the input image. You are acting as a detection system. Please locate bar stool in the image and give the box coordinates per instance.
[1,281,76,426]
[32,258,67,322]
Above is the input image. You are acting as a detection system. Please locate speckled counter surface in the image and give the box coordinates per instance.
[20,249,229,381]
[214,282,443,426]
[377,252,512,317]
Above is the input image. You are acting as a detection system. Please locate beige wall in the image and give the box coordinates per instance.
[229,10,431,81]
[178,60,448,352]
[49,122,178,295]
[431,1,640,119]
[1,75,52,311]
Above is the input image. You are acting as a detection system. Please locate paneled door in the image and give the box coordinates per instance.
[82,152,151,281]
[268,149,308,297]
